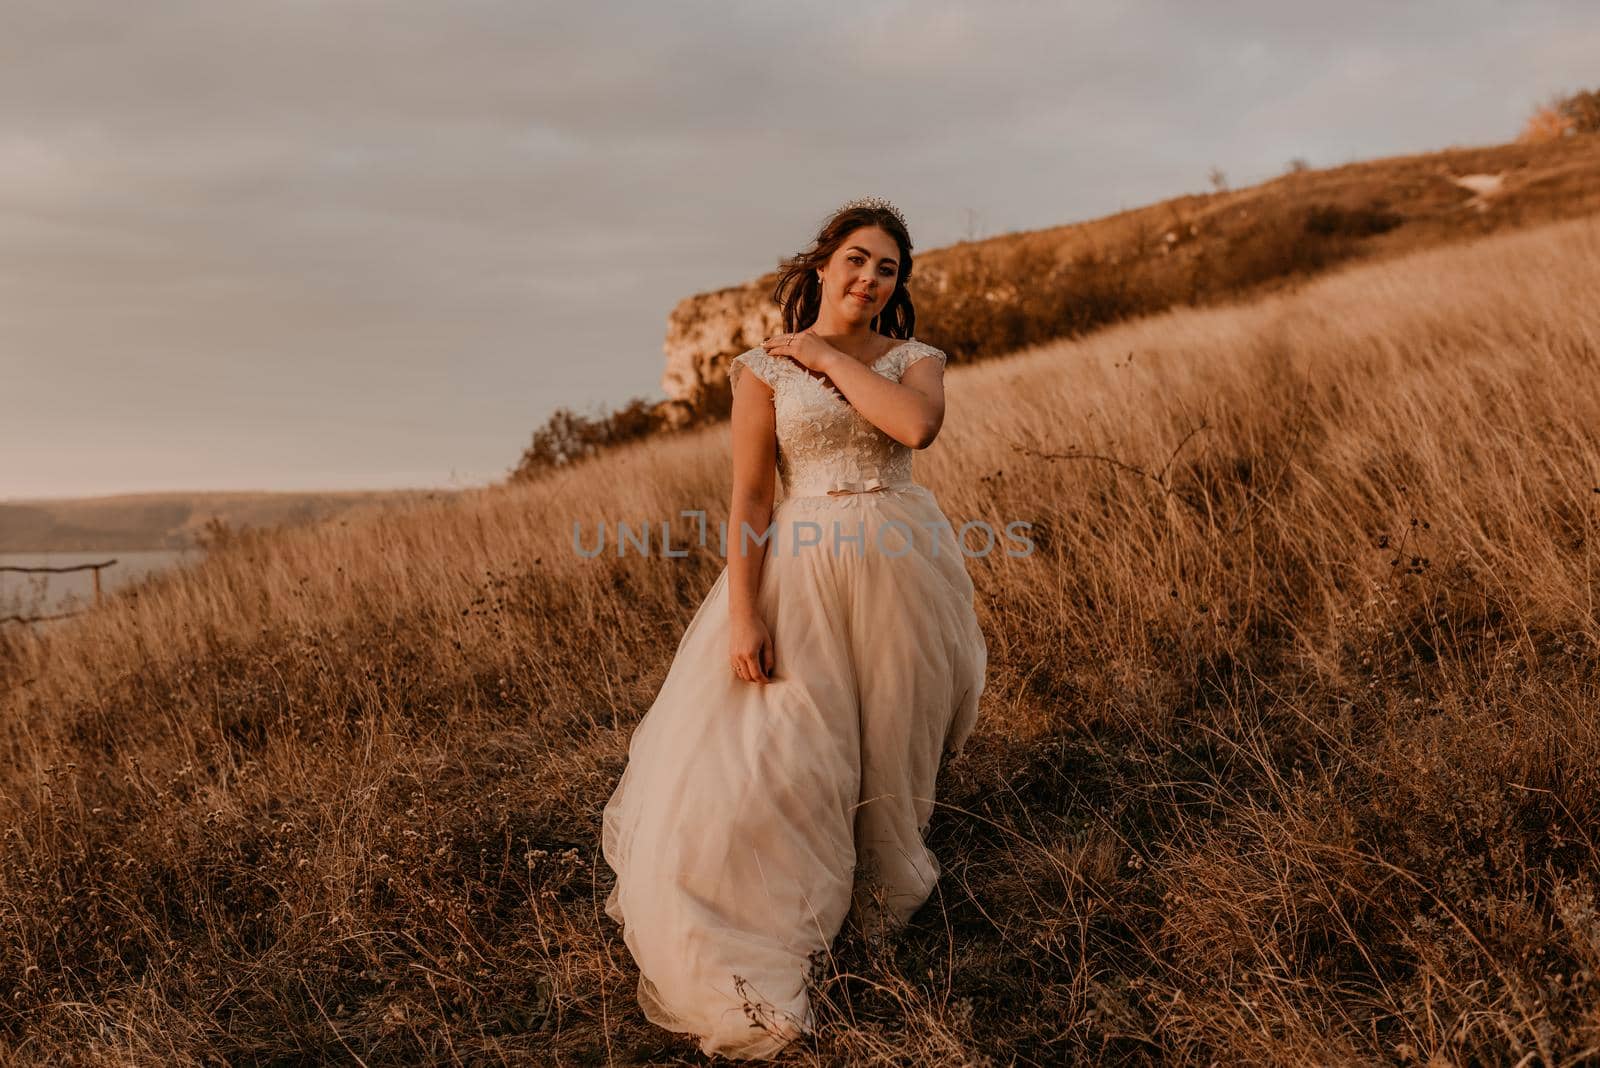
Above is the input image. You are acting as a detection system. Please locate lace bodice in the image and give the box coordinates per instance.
[728,338,948,498]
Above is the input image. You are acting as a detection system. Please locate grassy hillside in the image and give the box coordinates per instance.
[518,134,1600,478]
[4,213,1600,1063]
[870,132,1600,365]
[0,489,457,553]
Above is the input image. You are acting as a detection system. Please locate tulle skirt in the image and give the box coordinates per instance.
[600,483,987,1059]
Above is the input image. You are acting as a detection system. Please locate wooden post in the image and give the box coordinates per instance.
[0,560,117,621]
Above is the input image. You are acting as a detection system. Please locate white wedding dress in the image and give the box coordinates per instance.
[600,337,988,1059]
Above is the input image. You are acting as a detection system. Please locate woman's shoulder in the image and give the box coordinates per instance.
[729,345,783,392]
[900,338,947,363]
[885,337,948,375]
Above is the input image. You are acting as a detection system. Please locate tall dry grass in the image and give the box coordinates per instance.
[3,213,1600,1065]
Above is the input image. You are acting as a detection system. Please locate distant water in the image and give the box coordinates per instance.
[0,549,206,620]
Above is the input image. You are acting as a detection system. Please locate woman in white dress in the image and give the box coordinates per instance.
[601,195,988,1059]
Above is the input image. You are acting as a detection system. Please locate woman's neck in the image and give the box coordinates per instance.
[806,317,881,361]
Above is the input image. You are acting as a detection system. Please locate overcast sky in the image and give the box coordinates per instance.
[4,0,1596,501]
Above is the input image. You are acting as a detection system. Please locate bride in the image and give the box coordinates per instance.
[601,195,988,1059]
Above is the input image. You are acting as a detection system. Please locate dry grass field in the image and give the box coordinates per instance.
[4,211,1600,1064]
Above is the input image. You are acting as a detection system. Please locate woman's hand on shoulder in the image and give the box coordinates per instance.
[761,328,835,375]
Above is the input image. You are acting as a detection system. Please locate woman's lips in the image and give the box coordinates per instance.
[851,292,874,302]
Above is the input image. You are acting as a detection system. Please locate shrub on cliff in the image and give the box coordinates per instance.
[1520,87,1600,143]
[509,396,670,483]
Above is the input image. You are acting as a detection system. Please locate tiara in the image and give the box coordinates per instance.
[835,194,906,229]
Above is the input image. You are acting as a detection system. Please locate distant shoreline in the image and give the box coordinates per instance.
[0,488,463,553]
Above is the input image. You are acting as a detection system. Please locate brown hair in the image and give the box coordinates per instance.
[771,204,916,338]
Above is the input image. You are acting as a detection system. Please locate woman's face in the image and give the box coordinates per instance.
[820,225,901,325]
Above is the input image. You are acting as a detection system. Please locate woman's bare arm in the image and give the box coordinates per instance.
[815,350,945,449]
[727,369,778,621]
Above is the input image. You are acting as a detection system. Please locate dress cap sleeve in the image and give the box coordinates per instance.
[896,339,948,377]
[729,348,779,394]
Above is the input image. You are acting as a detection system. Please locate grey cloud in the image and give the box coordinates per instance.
[3,0,1597,498]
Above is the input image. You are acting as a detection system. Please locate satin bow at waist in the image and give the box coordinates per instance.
[784,476,918,499]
